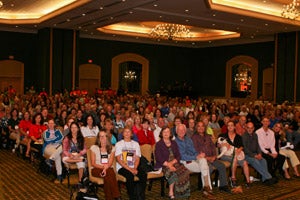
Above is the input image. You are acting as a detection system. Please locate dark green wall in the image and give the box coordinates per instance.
[78,37,274,97]
[0,30,275,99]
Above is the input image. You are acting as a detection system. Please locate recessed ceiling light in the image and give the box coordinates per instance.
[54,24,57,26]
[236,27,240,30]
[265,23,268,26]
[78,26,82,29]
[240,19,244,22]
[129,11,133,14]
[251,35,254,39]
[208,41,212,43]
[122,0,126,2]
[185,19,189,22]
[154,4,158,7]
[113,34,116,37]
[159,16,163,18]
[66,19,70,22]
[100,6,103,10]
[15,25,18,28]
[213,14,216,17]
[136,37,139,39]
[34,25,37,27]
[110,17,114,20]
[93,22,96,25]
[91,32,94,35]
[212,23,215,26]
[10,3,14,7]
[192,42,195,45]
[82,13,86,16]
[185,9,189,12]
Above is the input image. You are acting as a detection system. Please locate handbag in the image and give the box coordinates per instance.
[139,155,154,173]
[91,168,104,177]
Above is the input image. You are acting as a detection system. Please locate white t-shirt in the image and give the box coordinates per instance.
[115,140,141,171]
[90,145,115,169]
[81,126,99,138]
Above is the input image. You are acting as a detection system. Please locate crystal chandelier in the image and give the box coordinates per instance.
[282,0,300,19]
[124,71,136,81]
[150,23,190,40]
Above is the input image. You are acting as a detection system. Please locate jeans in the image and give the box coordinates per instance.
[245,155,272,182]
[208,160,228,187]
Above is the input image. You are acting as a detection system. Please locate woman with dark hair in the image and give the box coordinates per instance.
[62,122,86,183]
[90,129,121,200]
[155,127,190,199]
[99,113,107,129]
[81,114,99,138]
[7,108,21,151]
[57,110,68,127]
[27,113,47,158]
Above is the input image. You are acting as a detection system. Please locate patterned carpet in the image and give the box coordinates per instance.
[2,149,300,200]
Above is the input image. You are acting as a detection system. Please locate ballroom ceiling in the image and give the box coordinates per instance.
[0,0,300,48]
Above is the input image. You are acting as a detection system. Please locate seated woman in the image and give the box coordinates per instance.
[136,118,155,146]
[19,111,32,156]
[43,119,64,183]
[80,114,99,138]
[115,126,147,200]
[273,122,300,179]
[28,113,47,158]
[7,108,20,152]
[104,119,117,145]
[155,127,190,199]
[90,129,121,200]
[218,121,251,187]
[62,122,86,183]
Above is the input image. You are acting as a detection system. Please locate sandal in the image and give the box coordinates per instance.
[168,194,175,199]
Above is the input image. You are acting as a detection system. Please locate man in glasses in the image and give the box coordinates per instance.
[242,122,276,185]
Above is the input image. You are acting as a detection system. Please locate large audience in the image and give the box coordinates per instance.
[1,86,300,200]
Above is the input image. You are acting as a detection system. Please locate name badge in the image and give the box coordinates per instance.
[101,154,108,164]
[127,152,134,162]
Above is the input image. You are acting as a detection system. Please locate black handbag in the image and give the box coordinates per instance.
[139,155,154,173]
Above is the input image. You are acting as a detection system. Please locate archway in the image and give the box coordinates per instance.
[112,53,149,94]
[225,55,258,99]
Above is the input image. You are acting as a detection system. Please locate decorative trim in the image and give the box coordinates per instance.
[49,28,53,95]
[111,53,149,94]
[274,34,278,103]
[294,32,298,102]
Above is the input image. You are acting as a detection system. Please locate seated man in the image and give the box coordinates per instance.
[192,121,230,193]
[175,124,215,199]
[256,117,285,178]
[242,122,276,185]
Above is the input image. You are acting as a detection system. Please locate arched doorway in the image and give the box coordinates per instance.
[119,61,142,94]
[112,53,149,94]
[225,56,258,99]
[79,64,101,95]
[0,60,24,94]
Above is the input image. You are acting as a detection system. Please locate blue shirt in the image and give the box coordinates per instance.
[175,136,198,161]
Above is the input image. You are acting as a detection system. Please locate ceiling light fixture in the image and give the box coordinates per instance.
[0,1,3,8]
[150,23,190,41]
[282,0,300,19]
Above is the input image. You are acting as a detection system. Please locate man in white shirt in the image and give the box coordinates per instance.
[256,117,285,178]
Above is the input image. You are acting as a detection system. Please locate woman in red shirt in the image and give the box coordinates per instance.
[19,111,32,157]
[27,113,47,158]
[136,118,155,146]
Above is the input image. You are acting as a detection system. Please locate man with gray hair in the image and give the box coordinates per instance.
[175,124,215,199]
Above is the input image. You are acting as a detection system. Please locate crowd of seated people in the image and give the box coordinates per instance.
[1,89,300,199]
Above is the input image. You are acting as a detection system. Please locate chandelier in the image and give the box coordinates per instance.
[234,65,252,85]
[282,0,300,19]
[124,71,136,81]
[150,23,190,40]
